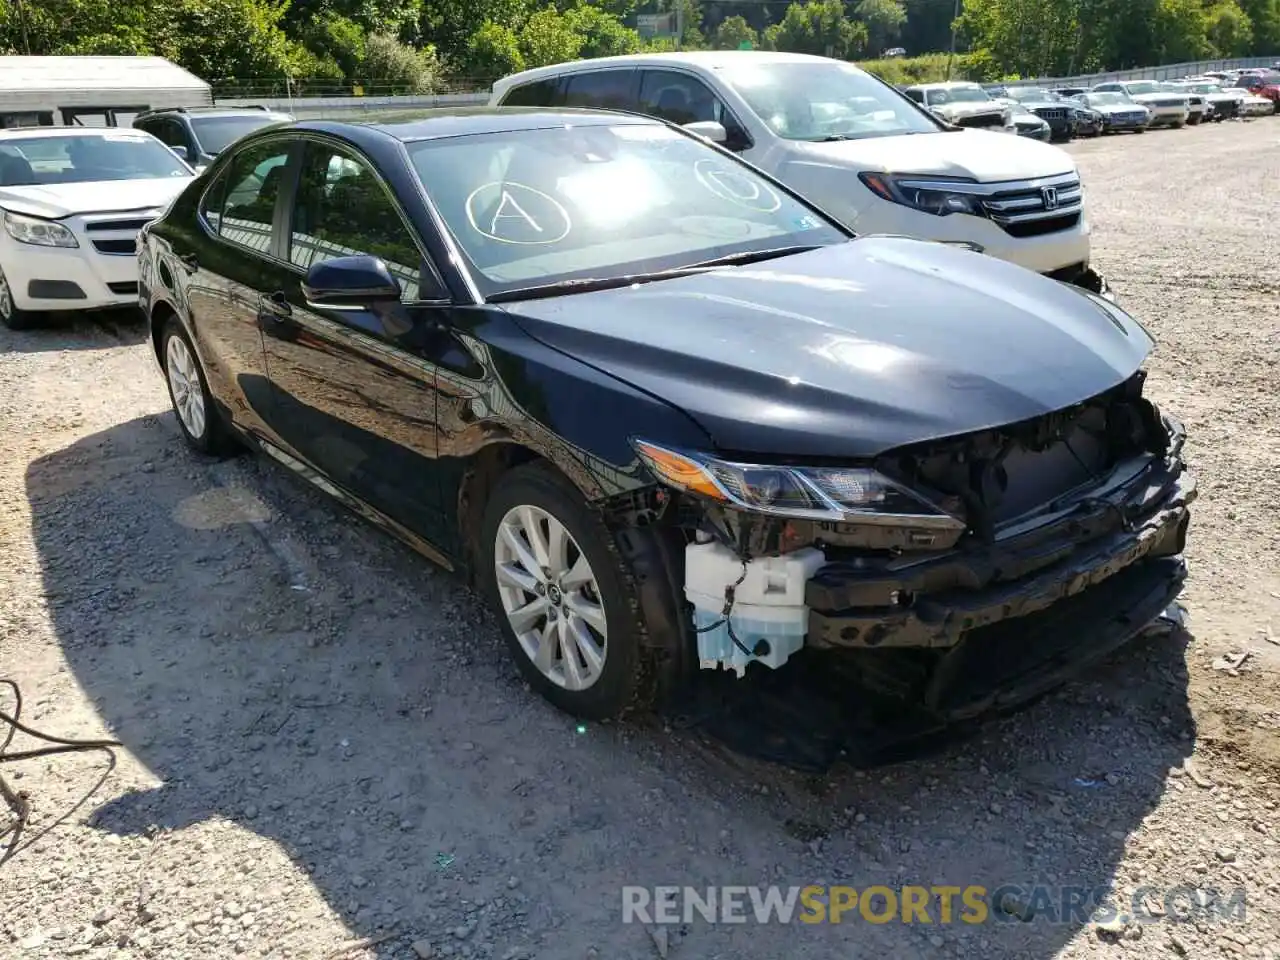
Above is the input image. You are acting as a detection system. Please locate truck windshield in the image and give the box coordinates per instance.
[190,115,284,155]
[1125,82,1161,95]
[720,60,943,141]
[0,132,191,186]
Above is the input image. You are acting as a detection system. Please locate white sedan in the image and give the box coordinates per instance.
[0,127,194,330]
[1221,87,1274,117]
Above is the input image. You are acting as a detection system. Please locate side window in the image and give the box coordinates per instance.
[214,141,291,254]
[562,70,637,110]
[288,143,428,301]
[500,78,563,107]
[636,70,752,148]
[904,89,925,104]
[153,120,188,150]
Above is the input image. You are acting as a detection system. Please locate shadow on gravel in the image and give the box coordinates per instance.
[27,414,1198,960]
[4,307,149,353]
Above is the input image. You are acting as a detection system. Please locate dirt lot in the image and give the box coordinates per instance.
[2,118,1280,960]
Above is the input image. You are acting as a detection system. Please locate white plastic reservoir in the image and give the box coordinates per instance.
[684,541,827,678]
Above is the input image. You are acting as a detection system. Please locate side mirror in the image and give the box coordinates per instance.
[684,120,727,144]
[302,255,401,309]
[170,145,189,161]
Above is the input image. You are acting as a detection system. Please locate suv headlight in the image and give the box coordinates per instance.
[3,211,78,248]
[632,440,963,528]
[859,173,986,218]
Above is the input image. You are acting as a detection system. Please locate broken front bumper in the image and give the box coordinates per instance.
[802,442,1195,717]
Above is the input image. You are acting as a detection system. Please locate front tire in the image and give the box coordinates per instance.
[480,462,659,720]
[0,265,35,330]
[161,319,237,456]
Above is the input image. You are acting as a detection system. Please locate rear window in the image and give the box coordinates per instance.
[562,70,636,110]
[501,78,563,107]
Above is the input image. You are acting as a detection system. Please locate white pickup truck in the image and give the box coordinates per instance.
[489,51,1109,296]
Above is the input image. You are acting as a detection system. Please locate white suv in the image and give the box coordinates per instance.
[490,52,1103,292]
[0,127,194,329]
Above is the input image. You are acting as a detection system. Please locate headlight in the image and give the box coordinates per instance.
[632,440,964,528]
[3,211,78,248]
[859,173,986,218]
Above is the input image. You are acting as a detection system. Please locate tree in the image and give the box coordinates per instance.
[564,4,641,56]
[359,31,441,90]
[1203,0,1254,54]
[765,0,867,59]
[167,0,297,82]
[518,7,582,67]
[1238,0,1280,52]
[467,20,525,79]
[855,0,906,55]
[419,0,528,61]
[712,14,756,48]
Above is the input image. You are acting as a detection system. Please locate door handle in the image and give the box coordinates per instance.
[257,291,292,319]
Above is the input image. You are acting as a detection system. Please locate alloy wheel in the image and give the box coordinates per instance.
[494,504,608,691]
[166,334,207,440]
[0,268,12,320]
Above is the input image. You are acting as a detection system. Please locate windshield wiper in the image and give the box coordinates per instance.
[486,245,824,303]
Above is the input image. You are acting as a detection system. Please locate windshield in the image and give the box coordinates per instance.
[719,60,940,141]
[407,123,847,299]
[1184,83,1220,93]
[190,115,284,155]
[1007,87,1052,102]
[0,132,191,186]
[1125,82,1161,95]
[1082,92,1127,106]
[926,85,991,105]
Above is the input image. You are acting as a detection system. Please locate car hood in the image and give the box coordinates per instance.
[1094,103,1147,114]
[1129,92,1186,103]
[798,129,1072,183]
[932,101,1005,118]
[0,177,191,220]
[500,238,1154,459]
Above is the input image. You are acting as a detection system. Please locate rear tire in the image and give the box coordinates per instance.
[0,265,35,330]
[480,462,667,720]
[160,318,238,457]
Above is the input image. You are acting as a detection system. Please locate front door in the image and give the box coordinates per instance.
[259,137,455,550]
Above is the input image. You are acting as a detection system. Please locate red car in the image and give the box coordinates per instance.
[1243,72,1280,112]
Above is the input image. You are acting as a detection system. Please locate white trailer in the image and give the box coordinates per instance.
[0,56,212,129]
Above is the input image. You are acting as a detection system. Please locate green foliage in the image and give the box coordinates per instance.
[564,4,642,57]
[1203,0,1253,54]
[518,6,582,67]
[8,0,1278,96]
[712,14,757,49]
[467,20,525,79]
[763,0,868,58]
[359,31,441,90]
[855,0,906,55]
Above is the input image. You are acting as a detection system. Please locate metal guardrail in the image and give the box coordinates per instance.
[214,54,1279,114]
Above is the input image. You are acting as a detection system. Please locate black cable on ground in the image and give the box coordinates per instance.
[0,677,122,869]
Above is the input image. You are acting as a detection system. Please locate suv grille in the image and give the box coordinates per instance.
[1151,96,1185,108]
[957,112,1006,128]
[1033,107,1067,121]
[981,173,1083,238]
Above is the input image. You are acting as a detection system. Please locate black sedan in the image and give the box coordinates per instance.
[138,108,1196,722]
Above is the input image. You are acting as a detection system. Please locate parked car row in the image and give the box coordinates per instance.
[903,71,1279,143]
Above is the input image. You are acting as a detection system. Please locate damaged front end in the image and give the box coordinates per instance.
[622,368,1194,722]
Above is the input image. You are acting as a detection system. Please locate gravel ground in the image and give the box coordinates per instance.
[2,118,1279,960]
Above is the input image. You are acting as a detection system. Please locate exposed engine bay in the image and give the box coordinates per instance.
[606,369,1195,725]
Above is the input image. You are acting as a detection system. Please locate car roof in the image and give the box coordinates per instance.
[140,107,292,120]
[290,106,663,143]
[906,81,982,90]
[491,50,859,92]
[0,126,159,140]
